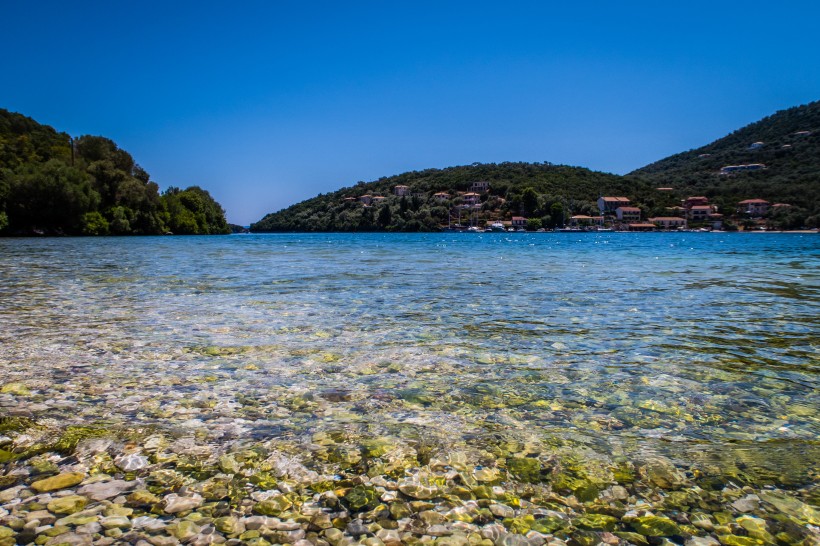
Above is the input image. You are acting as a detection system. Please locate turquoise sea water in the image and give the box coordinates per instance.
[1,233,818,514]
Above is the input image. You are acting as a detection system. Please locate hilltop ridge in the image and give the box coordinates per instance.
[252,101,820,232]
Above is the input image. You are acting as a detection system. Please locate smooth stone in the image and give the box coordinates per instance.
[376,529,402,545]
[74,521,102,535]
[242,516,272,531]
[267,520,302,531]
[31,473,85,493]
[731,495,759,513]
[419,510,446,525]
[691,514,715,531]
[47,495,88,515]
[347,519,371,537]
[44,532,92,546]
[323,528,344,544]
[78,480,134,501]
[214,516,244,535]
[114,453,149,472]
[489,505,514,519]
[163,493,203,514]
[26,510,57,525]
[43,525,72,537]
[132,516,167,533]
[310,514,333,530]
[104,505,133,517]
[148,536,181,546]
[427,524,453,537]
[127,490,162,507]
[99,516,131,529]
[0,486,25,503]
[172,520,201,541]
[631,516,681,537]
[253,496,292,516]
[265,529,305,544]
[685,537,720,546]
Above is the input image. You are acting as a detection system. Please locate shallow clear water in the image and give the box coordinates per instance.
[1,232,818,489]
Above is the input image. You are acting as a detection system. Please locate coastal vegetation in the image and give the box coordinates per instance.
[252,101,820,232]
[0,109,229,236]
[252,163,650,232]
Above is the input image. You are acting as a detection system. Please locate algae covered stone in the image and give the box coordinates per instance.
[574,513,618,532]
[253,495,293,516]
[31,472,85,492]
[46,495,88,514]
[344,485,380,511]
[631,515,681,537]
[506,458,541,483]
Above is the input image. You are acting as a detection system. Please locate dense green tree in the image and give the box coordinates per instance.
[377,204,391,228]
[7,160,99,232]
[521,187,539,216]
[81,211,109,235]
[0,108,230,236]
[161,186,230,235]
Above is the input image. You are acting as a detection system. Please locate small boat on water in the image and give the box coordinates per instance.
[490,222,506,232]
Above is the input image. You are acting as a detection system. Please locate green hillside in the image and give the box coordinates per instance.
[252,101,820,232]
[251,163,650,232]
[628,101,820,227]
[0,108,229,236]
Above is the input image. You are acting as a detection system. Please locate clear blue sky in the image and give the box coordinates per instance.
[2,1,818,225]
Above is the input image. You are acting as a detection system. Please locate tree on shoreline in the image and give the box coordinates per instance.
[0,109,229,236]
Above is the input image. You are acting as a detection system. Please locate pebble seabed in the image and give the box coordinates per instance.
[0,234,818,546]
[0,368,818,546]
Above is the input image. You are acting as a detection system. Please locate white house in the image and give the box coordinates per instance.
[738,199,770,217]
[616,207,642,222]
[598,196,631,214]
[470,181,490,193]
[649,217,686,230]
[463,192,480,205]
[688,205,712,221]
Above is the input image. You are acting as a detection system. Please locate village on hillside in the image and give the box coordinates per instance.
[345,177,789,232]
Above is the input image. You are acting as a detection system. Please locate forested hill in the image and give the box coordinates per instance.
[0,108,229,235]
[627,101,820,221]
[252,101,820,232]
[251,163,646,232]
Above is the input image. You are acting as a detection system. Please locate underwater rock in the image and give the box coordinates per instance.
[77,479,134,501]
[630,515,681,536]
[30,472,85,493]
[163,493,203,514]
[344,485,380,511]
[115,453,150,472]
[758,490,820,525]
[506,458,540,484]
[642,458,685,490]
[397,473,441,499]
[46,495,88,515]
